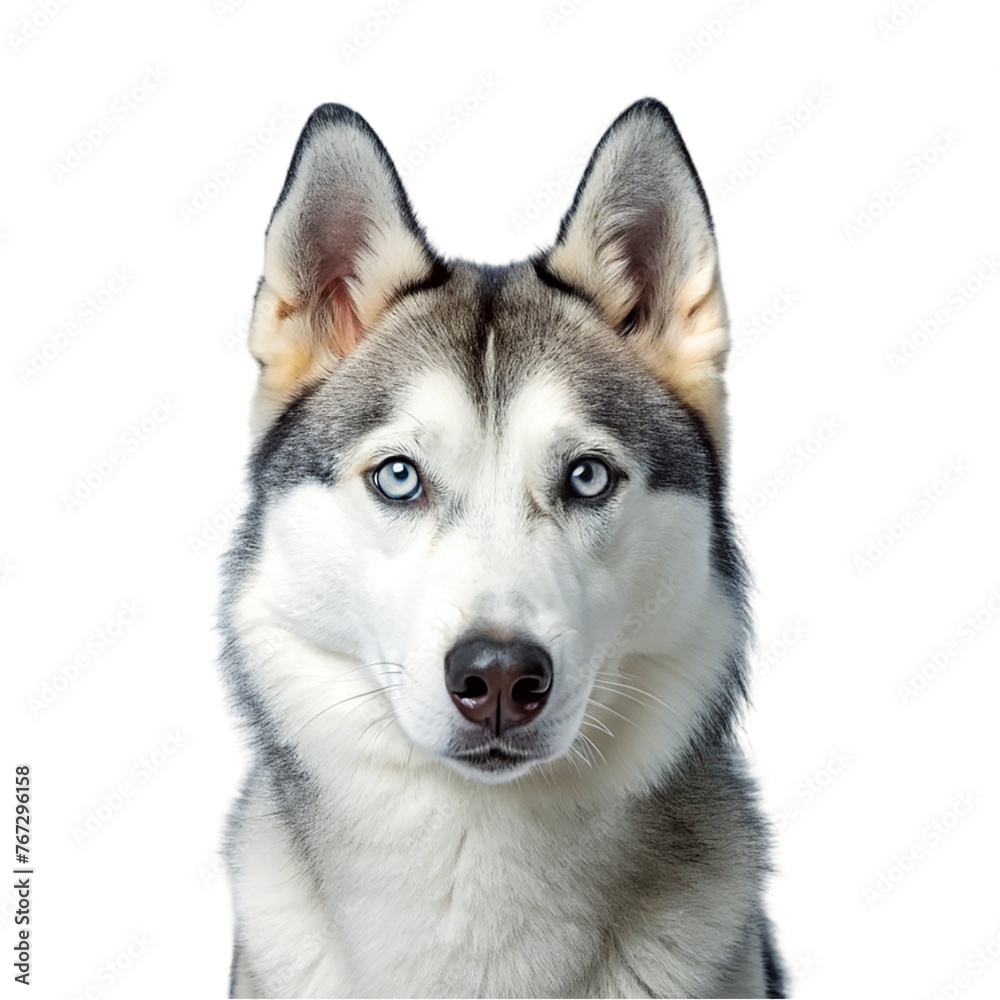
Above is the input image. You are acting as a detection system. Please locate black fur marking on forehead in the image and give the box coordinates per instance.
[473,265,506,400]
[567,358,747,599]
[247,364,394,498]
[531,255,593,307]
[390,258,452,304]
[440,263,510,417]
[248,385,333,491]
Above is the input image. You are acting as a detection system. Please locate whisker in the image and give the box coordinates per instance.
[369,714,399,753]
[589,682,653,708]
[398,408,427,431]
[591,682,683,722]
[584,698,637,729]
[285,664,403,705]
[358,709,396,746]
[592,677,668,708]
[590,681,679,720]
[548,628,580,645]
[577,731,607,767]
[581,713,615,738]
[342,683,401,718]
[336,660,405,679]
[568,742,592,769]
[295,686,392,736]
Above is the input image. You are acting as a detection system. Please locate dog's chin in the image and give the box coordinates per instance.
[440,739,553,784]
[441,750,541,784]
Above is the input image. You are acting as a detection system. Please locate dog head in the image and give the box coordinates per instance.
[226,102,747,791]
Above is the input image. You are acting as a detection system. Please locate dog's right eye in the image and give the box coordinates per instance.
[373,458,423,502]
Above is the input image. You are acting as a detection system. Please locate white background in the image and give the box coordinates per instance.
[3,0,999,997]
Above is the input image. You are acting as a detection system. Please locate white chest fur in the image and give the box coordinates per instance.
[231,764,635,998]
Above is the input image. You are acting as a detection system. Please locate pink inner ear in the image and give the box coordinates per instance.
[619,201,667,326]
[326,279,364,357]
[308,203,368,356]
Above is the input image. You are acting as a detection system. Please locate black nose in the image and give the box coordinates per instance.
[444,637,552,735]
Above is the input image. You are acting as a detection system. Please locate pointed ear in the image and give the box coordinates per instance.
[543,99,730,451]
[248,104,442,429]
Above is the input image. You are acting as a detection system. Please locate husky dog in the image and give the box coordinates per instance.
[221,100,783,998]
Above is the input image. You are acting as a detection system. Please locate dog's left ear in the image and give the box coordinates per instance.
[248,104,442,430]
[543,99,730,451]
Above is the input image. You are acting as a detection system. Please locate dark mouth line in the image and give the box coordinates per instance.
[450,745,533,766]
[452,746,526,759]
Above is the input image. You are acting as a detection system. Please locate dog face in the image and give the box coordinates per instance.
[226,103,746,789]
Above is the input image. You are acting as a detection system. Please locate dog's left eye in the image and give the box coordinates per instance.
[373,458,423,501]
[566,457,613,499]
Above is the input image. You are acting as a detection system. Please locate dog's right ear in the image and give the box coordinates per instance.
[248,104,442,430]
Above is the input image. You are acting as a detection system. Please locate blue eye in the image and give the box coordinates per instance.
[567,457,612,499]
[373,458,423,501]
